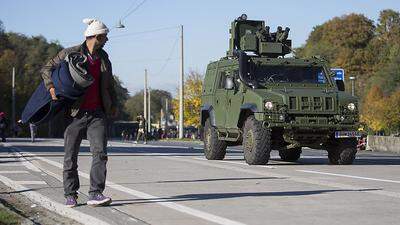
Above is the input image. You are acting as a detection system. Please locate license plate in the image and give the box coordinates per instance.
[335,131,361,138]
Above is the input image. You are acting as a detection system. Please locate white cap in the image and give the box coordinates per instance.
[83,18,109,37]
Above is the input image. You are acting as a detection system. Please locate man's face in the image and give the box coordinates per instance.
[95,34,108,49]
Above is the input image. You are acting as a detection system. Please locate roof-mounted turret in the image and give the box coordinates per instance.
[227,14,292,58]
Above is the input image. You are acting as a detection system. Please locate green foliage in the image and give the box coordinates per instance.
[296,10,400,133]
[124,89,172,123]
[0,206,20,225]
[0,22,64,119]
[113,75,130,120]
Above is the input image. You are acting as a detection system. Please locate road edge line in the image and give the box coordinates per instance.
[0,174,109,225]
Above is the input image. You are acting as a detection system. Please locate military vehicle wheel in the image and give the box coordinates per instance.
[279,147,302,162]
[242,115,271,165]
[203,118,227,160]
[327,138,357,165]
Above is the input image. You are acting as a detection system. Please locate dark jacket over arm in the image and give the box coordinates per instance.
[40,49,69,90]
[40,43,117,117]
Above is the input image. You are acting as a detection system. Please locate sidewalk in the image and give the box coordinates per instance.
[0,141,144,225]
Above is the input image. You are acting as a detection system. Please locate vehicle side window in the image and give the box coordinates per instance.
[218,71,226,89]
[317,71,327,84]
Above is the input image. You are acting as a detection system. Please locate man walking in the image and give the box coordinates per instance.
[134,114,147,144]
[40,18,117,207]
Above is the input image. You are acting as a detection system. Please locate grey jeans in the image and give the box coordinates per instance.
[63,110,108,197]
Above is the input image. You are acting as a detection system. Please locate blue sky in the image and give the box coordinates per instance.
[1,0,399,95]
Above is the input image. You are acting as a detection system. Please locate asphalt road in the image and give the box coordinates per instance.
[0,138,399,225]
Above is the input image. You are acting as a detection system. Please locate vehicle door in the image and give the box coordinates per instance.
[225,70,243,128]
[213,70,228,128]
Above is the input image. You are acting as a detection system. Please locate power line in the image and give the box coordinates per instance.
[113,58,179,63]
[109,26,179,38]
[121,0,147,21]
[122,0,139,19]
[153,37,179,76]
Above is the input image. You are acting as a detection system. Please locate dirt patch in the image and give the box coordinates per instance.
[0,184,81,225]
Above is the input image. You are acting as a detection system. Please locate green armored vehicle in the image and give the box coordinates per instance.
[200,14,360,165]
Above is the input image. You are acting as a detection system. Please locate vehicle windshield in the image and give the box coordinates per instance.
[253,65,327,85]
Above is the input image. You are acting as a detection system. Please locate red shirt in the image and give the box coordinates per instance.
[80,55,102,110]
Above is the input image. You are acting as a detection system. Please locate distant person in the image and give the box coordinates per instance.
[29,123,37,143]
[121,130,126,141]
[40,18,117,207]
[130,128,136,141]
[0,112,8,142]
[134,114,147,144]
[13,121,22,137]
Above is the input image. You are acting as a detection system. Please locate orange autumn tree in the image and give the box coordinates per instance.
[361,85,388,132]
[172,71,203,127]
[385,90,400,132]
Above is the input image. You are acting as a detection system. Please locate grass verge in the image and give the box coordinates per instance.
[0,203,20,225]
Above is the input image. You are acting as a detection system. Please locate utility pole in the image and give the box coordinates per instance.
[349,76,356,96]
[165,98,169,136]
[12,67,16,137]
[148,87,151,132]
[144,69,148,122]
[179,25,184,139]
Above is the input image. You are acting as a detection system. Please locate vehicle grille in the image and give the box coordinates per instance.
[288,96,335,112]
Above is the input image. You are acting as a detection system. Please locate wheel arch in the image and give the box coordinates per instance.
[200,104,216,127]
[237,103,258,128]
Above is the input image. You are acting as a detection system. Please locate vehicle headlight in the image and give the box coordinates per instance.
[265,101,274,110]
[347,103,356,111]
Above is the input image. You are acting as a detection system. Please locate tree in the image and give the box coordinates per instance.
[376,9,400,39]
[385,90,400,133]
[295,13,375,95]
[125,89,172,123]
[113,75,130,120]
[361,86,387,132]
[297,10,400,133]
[172,71,203,127]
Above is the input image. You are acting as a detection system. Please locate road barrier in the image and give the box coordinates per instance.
[366,135,400,154]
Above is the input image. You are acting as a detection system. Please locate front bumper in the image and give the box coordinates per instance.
[255,112,359,131]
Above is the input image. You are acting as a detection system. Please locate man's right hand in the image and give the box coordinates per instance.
[49,87,58,100]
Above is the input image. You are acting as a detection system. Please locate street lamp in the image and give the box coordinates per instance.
[115,20,125,29]
[12,67,16,137]
[349,76,356,96]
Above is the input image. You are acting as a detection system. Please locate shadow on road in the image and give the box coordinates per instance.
[110,188,381,206]
[111,176,285,185]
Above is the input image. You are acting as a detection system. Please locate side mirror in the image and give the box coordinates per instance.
[336,80,345,91]
[225,77,235,90]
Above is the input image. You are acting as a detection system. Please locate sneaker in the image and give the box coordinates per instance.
[143,141,147,144]
[65,195,78,208]
[133,141,138,144]
[87,193,112,206]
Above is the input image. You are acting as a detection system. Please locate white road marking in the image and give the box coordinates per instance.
[13,148,246,225]
[0,170,29,174]
[0,159,23,162]
[0,174,109,225]
[14,181,47,185]
[297,170,400,184]
[22,161,42,172]
[0,163,24,166]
